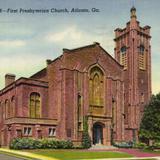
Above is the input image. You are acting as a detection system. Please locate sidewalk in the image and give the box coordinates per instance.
[0,148,59,160]
[119,148,160,158]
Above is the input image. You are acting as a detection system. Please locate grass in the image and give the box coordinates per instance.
[28,149,133,160]
[0,149,158,160]
[141,149,160,154]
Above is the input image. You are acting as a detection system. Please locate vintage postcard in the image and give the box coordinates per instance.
[0,0,160,159]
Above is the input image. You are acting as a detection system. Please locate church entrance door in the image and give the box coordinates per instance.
[93,123,103,145]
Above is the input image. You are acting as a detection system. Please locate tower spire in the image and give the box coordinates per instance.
[130,6,137,19]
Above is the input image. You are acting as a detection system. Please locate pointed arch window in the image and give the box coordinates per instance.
[89,66,104,106]
[29,92,41,118]
[139,45,145,70]
[10,96,16,118]
[140,93,144,103]
[120,46,127,69]
[5,99,10,119]
[77,94,82,131]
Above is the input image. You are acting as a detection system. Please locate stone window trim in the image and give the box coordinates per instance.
[89,66,104,107]
[48,127,56,137]
[29,92,41,118]
[23,127,32,137]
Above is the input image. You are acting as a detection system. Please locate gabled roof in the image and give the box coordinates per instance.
[63,42,123,68]
[0,77,48,96]
[30,68,47,79]
[63,42,100,52]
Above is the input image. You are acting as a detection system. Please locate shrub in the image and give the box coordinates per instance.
[153,141,160,149]
[10,138,36,150]
[113,141,133,148]
[81,116,91,149]
[134,141,160,150]
[33,139,42,149]
[134,142,147,149]
[82,132,91,149]
[9,138,73,150]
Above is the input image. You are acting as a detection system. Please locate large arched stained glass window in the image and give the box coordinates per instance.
[89,66,104,106]
[30,92,41,118]
[120,46,127,69]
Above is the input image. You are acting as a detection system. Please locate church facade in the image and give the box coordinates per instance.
[0,7,151,146]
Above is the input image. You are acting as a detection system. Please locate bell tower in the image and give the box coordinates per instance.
[114,7,151,141]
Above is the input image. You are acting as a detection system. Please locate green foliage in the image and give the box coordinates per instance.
[134,142,147,149]
[82,132,91,149]
[81,116,91,149]
[9,138,73,150]
[113,141,133,148]
[139,93,160,142]
[153,141,160,149]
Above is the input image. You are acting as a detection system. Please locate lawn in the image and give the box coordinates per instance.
[0,149,158,160]
[28,149,133,160]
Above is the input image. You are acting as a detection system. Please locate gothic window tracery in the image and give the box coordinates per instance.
[29,92,41,118]
[89,66,104,106]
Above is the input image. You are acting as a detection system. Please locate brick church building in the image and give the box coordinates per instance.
[0,7,151,146]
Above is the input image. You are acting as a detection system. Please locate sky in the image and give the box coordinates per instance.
[0,0,159,94]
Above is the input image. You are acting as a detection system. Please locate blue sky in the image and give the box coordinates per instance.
[0,0,159,94]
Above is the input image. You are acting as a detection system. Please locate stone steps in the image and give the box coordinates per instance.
[89,144,117,150]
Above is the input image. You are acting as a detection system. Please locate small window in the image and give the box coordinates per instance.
[24,127,32,136]
[120,46,127,69]
[121,46,127,53]
[67,129,71,138]
[139,45,145,70]
[78,122,82,131]
[141,93,144,103]
[16,130,22,138]
[48,128,56,137]
[5,99,10,119]
[139,45,145,53]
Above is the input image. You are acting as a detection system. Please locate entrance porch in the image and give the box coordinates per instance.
[88,117,112,146]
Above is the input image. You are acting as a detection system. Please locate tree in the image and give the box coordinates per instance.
[139,93,160,143]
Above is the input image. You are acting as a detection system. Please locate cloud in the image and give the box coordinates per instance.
[46,26,82,42]
[0,40,26,47]
[45,25,114,55]
[0,54,46,89]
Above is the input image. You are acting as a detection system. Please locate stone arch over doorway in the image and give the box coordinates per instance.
[93,122,104,145]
